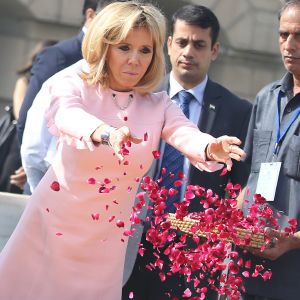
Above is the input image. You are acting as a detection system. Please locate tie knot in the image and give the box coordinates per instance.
[179,90,193,105]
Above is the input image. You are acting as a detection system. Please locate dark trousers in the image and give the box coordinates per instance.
[122,232,220,300]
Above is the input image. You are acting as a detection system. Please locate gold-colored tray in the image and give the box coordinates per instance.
[167,213,265,249]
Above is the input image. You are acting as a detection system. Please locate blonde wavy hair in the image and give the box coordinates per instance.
[81,1,166,93]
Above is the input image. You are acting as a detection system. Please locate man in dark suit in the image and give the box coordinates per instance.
[123,4,252,300]
[16,0,100,144]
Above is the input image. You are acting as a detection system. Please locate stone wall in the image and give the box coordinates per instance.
[0,0,286,115]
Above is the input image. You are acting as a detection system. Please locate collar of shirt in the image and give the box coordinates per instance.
[169,72,208,105]
[271,73,296,104]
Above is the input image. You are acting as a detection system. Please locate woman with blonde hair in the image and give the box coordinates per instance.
[0,2,245,299]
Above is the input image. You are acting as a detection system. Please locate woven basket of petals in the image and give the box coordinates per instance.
[167,213,265,249]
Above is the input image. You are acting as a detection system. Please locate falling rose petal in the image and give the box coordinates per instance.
[46,208,50,213]
[95,165,103,170]
[124,116,128,121]
[159,272,166,282]
[105,204,109,211]
[139,164,143,170]
[116,220,125,228]
[123,172,127,176]
[50,181,60,191]
[104,178,112,184]
[113,200,119,205]
[127,186,132,192]
[183,288,192,298]
[174,180,182,187]
[123,160,129,165]
[178,171,185,179]
[135,177,140,182]
[138,247,145,256]
[245,260,252,269]
[99,187,110,193]
[56,232,63,236]
[120,147,130,156]
[144,132,148,141]
[288,218,297,227]
[129,291,134,299]
[130,212,141,224]
[123,229,135,237]
[87,177,96,185]
[121,238,125,243]
[262,270,272,281]
[152,150,160,159]
[91,213,100,221]
[168,188,178,196]
[242,271,250,278]
[109,216,115,222]
[185,190,195,200]
[220,167,228,176]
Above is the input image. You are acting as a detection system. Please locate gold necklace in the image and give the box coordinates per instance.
[112,93,133,110]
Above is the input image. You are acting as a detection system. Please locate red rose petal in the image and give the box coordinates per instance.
[144,132,148,141]
[220,167,228,176]
[87,177,96,184]
[50,181,60,191]
[91,213,100,221]
[152,150,160,159]
[116,220,125,228]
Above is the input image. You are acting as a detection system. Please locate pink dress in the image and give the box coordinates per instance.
[0,66,220,300]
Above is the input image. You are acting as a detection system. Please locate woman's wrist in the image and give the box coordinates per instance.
[91,124,117,146]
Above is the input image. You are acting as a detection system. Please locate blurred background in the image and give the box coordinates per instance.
[0,0,285,115]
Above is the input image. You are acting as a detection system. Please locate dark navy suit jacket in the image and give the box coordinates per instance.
[157,75,253,209]
[17,31,84,143]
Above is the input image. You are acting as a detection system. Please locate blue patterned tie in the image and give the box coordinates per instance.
[159,90,194,213]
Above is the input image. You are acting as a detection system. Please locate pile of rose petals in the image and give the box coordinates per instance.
[138,176,297,300]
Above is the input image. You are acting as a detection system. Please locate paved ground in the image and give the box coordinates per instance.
[0,192,28,250]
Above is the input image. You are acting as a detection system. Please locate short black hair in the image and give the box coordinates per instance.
[82,0,101,15]
[171,5,220,46]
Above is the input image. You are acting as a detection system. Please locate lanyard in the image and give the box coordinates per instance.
[274,90,300,155]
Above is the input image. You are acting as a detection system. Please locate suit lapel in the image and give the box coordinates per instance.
[198,79,221,134]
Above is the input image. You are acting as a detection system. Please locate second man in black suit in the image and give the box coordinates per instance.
[123,4,252,300]
[17,0,101,144]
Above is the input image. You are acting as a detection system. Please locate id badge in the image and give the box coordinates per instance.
[255,162,282,201]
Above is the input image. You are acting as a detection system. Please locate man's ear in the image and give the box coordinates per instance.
[84,8,96,27]
[211,41,220,61]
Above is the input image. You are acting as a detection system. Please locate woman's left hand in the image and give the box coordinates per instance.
[206,135,246,171]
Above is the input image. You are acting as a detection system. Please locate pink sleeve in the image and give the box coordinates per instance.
[46,74,104,151]
[160,92,223,172]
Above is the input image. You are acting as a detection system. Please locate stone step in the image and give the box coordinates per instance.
[0,192,29,250]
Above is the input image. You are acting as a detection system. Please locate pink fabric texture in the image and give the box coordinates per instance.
[0,70,220,300]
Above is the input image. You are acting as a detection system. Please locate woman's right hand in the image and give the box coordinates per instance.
[91,125,142,160]
[109,126,143,160]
